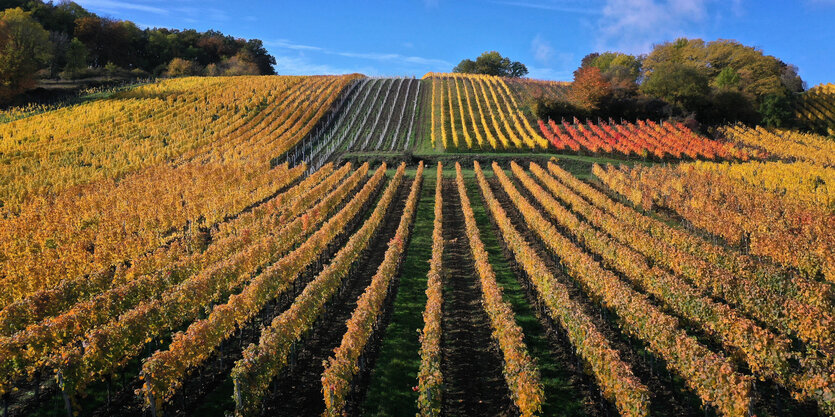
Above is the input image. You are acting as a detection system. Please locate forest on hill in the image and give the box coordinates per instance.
[0,0,276,104]
[459,41,806,129]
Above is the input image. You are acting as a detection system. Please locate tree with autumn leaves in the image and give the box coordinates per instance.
[0,0,277,103]
[0,8,51,100]
[569,66,611,112]
[531,37,807,127]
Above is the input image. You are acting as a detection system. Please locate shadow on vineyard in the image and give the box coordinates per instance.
[361,174,435,417]
[439,178,515,417]
[465,176,597,417]
[485,173,708,417]
[262,178,411,416]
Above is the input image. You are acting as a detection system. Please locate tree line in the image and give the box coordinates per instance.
[534,39,805,128]
[454,41,806,128]
[0,0,277,103]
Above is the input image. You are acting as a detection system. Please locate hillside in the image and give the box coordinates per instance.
[0,73,833,417]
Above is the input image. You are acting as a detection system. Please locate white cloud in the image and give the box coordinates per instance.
[75,0,230,22]
[74,0,169,15]
[595,0,722,54]
[490,0,603,14]
[264,39,325,52]
[531,34,555,64]
[265,38,451,73]
[272,55,378,76]
[526,47,575,81]
[335,51,451,67]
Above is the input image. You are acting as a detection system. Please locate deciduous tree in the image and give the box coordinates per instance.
[61,37,87,78]
[581,52,642,89]
[569,66,611,111]
[453,51,528,77]
[641,62,709,109]
[166,57,202,77]
[759,93,795,128]
[0,7,51,101]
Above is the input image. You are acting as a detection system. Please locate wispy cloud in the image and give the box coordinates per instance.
[264,39,325,52]
[335,51,451,67]
[528,34,575,80]
[74,0,169,15]
[272,55,378,76]
[74,0,233,25]
[531,34,555,64]
[490,0,603,14]
[266,38,451,71]
[595,0,726,53]
[75,0,230,21]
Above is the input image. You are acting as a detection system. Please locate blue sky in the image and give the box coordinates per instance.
[73,0,834,87]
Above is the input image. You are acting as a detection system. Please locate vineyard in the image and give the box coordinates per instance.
[720,124,835,167]
[796,83,835,135]
[0,72,834,417]
[539,118,751,161]
[424,73,548,151]
[288,77,423,172]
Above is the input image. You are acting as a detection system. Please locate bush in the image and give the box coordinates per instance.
[166,58,203,77]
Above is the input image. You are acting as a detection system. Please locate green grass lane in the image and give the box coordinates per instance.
[465,171,586,417]
[361,169,437,417]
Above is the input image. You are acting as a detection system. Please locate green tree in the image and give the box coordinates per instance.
[74,16,143,68]
[0,7,52,101]
[531,96,585,121]
[714,66,740,89]
[759,94,794,128]
[581,52,642,89]
[639,37,809,123]
[644,38,798,99]
[640,61,709,109]
[242,39,276,75]
[62,37,87,77]
[642,38,710,75]
[453,51,528,77]
[47,30,69,76]
[508,61,527,77]
[1,0,91,34]
[1,1,278,78]
[104,61,120,76]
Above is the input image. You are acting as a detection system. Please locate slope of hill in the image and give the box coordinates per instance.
[0,73,833,417]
